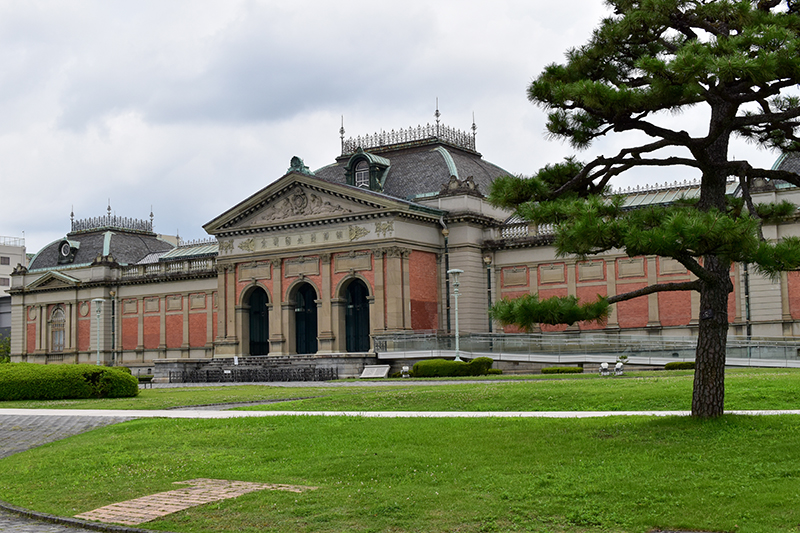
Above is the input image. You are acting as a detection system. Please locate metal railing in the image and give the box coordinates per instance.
[170,366,338,383]
[373,332,800,368]
[0,236,24,247]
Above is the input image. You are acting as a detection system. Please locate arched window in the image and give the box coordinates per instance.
[50,307,65,353]
[354,161,369,188]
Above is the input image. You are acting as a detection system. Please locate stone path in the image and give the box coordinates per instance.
[75,479,315,526]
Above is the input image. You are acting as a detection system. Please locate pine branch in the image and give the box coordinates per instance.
[607,280,702,305]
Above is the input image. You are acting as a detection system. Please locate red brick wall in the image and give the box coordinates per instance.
[166,314,183,348]
[616,282,649,328]
[26,323,35,353]
[658,291,692,327]
[78,317,91,352]
[576,285,607,331]
[143,316,159,349]
[189,313,206,347]
[121,317,138,350]
[409,251,438,330]
[788,271,800,319]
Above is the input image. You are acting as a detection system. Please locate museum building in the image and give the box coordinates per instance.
[8,121,800,377]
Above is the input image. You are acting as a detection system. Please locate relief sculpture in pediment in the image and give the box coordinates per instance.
[252,188,352,225]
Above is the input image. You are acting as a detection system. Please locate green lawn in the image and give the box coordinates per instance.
[2,368,799,412]
[2,368,800,532]
[2,415,800,532]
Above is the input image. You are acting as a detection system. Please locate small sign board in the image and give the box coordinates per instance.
[359,365,391,379]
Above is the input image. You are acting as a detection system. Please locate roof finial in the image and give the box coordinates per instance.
[339,116,345,155]
[434,98,441,138]
[70,205,74,223]
[150,206,154,227]
[471,111,477,146]
[107,199,111,216]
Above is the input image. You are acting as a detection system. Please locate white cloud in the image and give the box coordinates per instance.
[0,0,786,254]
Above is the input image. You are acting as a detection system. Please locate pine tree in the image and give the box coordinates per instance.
[489,0,800,417]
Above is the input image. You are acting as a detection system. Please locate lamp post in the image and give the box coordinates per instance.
[92,298,104,366]
[483,255,493,333]
[447,269,463,362]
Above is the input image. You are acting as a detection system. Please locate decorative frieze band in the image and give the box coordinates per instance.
[539,264,565,284]
[285,257,320,277]
[334,251,372,273]
[502,266,528,287]
[240,261,272,280]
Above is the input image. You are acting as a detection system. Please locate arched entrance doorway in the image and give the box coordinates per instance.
[345,279,370,352]
[295,283,318,354]
[248,288,269,355]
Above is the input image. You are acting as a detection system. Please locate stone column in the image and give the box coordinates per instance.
[781,271,792,336]
[226,266,237,342]
[35,305,44,354]
[182,293,190,353]
[605,259,619,329]
[65,302,74,353]
[401,249,412,330]
[566,260,579,331]
[215,266,227,341]
[158,296,167,350]
[384,247,404,330]
[205,292,214,349]
[317,253,335,353]
[647,257,660,327]
[372,249,386,332]
[269,259,285,355]
[136,297,145,351]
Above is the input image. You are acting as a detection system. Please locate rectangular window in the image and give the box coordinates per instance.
[0,256,9,265]
[0,278,9,286]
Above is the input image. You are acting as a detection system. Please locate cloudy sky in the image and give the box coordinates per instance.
[1,1,784,255]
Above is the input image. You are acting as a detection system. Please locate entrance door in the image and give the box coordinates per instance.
[248,288,269,355]
[295,283,318,354]
[345,280,370,352]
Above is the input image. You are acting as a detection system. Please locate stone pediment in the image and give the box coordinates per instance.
[26,271,81,291]
[245,186,355,227]
[204,172,433,236]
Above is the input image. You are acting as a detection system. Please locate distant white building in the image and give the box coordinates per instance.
[0,236,26,339]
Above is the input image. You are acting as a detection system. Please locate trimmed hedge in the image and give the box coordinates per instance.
[411,357,494,378]
[0,363,139,401]
[665,361,695,370]
[541,366,583,374]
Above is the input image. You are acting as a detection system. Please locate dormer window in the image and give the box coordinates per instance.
[354,161,369,188]
[344,149,390,192]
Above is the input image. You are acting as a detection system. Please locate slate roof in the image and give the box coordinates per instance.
[314,141,511,200]
[775,152,800,175]
[28,230,174,271]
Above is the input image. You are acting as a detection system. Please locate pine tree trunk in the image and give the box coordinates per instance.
[691,254,733,418]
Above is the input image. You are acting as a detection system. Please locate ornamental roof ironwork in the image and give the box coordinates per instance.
[70,215,154,235]
[341,122,476,155]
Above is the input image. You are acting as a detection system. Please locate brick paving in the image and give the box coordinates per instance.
[75,478,315,526]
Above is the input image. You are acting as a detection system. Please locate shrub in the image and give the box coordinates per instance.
[487,368,503,375]
[411,357,494,378]
[541,366,583,374]
[665,361,695,370]
[0,336,9,364]
[0,363,139,401]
